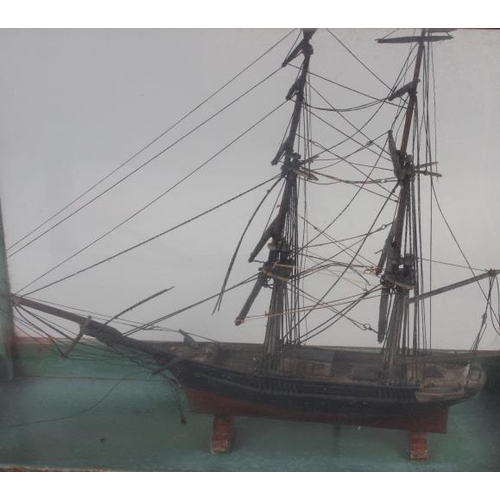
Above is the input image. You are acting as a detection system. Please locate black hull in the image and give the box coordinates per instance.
[171,355,482,431]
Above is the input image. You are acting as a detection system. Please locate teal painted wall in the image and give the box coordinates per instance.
[0,200,14,381]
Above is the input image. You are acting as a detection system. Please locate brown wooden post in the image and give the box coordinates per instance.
[409,430,428,460]
[210,415,235,454]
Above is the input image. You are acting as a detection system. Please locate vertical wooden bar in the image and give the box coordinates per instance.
[0,200,14,381]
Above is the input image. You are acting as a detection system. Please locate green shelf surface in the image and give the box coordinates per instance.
[1,342,499,471]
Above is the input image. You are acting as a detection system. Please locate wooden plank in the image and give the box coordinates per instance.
[377,35,453,44]
[409,270,500,304]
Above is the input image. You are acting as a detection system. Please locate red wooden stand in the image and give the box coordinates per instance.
[210,415,235,454]
[189,389,444,459]
[409,431,429,460]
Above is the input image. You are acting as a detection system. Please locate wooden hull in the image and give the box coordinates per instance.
[169,344,486,434]
[182,386,450,433]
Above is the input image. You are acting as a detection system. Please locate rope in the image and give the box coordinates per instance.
[470,276,495,351]
[7,29,296,254]
[8,68,284,260]
[287,183,398,340]
[303,133,393,250]
[326,29,392,91]
[123,273,258,337]
[3,370,146,429]
[213,175,283,313]
[18,104,285,296]
[296,66,401,108]
[299,286,382,344]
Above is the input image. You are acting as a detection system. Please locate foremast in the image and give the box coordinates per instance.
[235,29,316,371]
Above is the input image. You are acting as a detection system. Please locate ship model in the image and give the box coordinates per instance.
[3,29,499,457]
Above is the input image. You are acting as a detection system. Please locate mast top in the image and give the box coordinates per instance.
[281,29,316,67]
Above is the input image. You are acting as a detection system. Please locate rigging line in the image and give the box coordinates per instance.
[309,155,393,175]
[489,276,500,336]
[16,305,128,361]
[417,258,488,272]
[9,316,61,356]
[19,174,277,298]
[17,300,141,329]
[283,30,302,63]
[213,176,283,313]
[309,84,389,157]
[304,99,388,113]
[302,199,393,252]
[123,273,258,337]
[3,370,146,429]
[307,223,390,249]
[246,289,380,320]
[11,311,142,365]
[286,183,397,339]
[0,307,59,356]
[302,252,382,276]
[8,69,284,261]
[298,264,372,290]
[307,108,392,168]
[103,286,175,326]
[7,29,296,254]
[428,39,438,348]
[296,239,376,279]
[302,289,382,344]
[305,98,395,185]
[470,276,495,351]
[299,286,382,344]
[304,133,392,249]
[14,306,66,356]
[326,29,393,91]
[297,286,373,332]
[303,98,390,160]
[17,295,179,331]
[311,158,391,170]
[291,65,401,108]
[300,259,377,279]
[298,216,380,270]
[386,40,418,134]
[380,28,400,41]
[166,328,220,343]
[48,354,151,368]
[312,181,394,189]
[430,183,490,303]
[304,145,397,201]
[313,171,396,185]
[16,305,72,341]
[299,90,311,340]
[308,131,393,172]
[104,341,161,372]
[17,105,285,297]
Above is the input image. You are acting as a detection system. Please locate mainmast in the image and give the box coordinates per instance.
[235,29,316,371]
[376,29,453,382]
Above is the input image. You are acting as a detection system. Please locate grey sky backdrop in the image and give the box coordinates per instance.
[0,28,499,350]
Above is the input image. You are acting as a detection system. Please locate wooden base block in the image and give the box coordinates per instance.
[210,415,235,454]
[409,431,428,460]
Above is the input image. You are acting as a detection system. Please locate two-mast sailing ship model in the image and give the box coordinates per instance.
[6,29,499,458]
